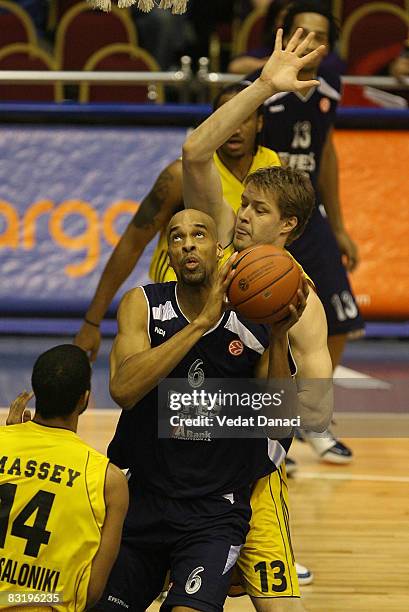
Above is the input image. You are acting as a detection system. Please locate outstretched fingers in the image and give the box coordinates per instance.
[300,43,326,66]
[220,252,237,292]
[274,28,283,52]
[294,31,315,56]
[284,27,303,53]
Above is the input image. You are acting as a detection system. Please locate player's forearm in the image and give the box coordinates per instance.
[110,319,210,409]
[318,137,345,233]
[297,379,333,432]
[85,227,145,324]
[228,56,266,75]
[86,465,128,609]
[263,336,299,432]
[183,78,275,164]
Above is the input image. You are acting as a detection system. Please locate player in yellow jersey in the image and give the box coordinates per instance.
[182,29,333,610]
[74,82,281,361]
[149,84,280,284]
[0,345,129,611]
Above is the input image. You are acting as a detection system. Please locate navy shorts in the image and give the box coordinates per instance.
[93,484,251,612]
[288,207,365,336]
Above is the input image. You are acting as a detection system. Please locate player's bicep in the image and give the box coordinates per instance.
[110,288,150,381]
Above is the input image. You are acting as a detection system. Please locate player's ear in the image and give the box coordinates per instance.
[78,390,90,414]
[281,216,298,238]
[216,242,224,261]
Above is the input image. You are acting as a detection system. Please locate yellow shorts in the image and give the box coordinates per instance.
[237,465,300,598]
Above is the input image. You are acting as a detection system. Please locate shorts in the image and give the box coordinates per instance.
[93,485,251,612]
[236,465,300,599]
[288,207,365,336]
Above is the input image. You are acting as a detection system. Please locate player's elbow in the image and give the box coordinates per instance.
[86,584,105,609]
[182,140,199,164]
[109,379,135,411]
[182,139,208,165]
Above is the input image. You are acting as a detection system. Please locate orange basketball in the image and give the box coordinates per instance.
[228,245,302,323]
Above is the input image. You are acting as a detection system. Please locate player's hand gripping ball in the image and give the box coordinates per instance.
[227,244,302,323]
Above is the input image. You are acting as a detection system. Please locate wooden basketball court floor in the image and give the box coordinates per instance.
[79,413,409,612]
[1,337,408,611]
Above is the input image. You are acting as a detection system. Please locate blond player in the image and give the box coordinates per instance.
[182,29,333,611]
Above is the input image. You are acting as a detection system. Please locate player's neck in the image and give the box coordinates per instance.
[33,414,78,433]
[176,282,213,322]
[217,150,255,183]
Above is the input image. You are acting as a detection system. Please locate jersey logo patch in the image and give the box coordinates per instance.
[229,340,244,356]
[268,104,285,113]
[154,326,165,337]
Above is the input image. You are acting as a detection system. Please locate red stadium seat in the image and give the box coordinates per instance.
[340,3,409,75]
[78,43,164,103]
[0,43,57,102]
[209,19,241,73]
[0,0,38,47]
[332,0,407,24]
[234,8,267,55]
[54,1,137,71]
[47,0,83,32]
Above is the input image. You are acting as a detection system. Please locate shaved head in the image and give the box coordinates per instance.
[166,208,222,285]
[167,209,218,244]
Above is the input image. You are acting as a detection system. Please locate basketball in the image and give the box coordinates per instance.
[228,245,302,323]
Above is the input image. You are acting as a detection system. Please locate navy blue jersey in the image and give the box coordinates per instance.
[108,282,290,499]
[246,69,341,190]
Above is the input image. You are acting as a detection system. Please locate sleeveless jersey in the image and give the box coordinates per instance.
[246,69,341,191]
[149,146,281,283]
[0,421,108,612]
[108,281,288,499]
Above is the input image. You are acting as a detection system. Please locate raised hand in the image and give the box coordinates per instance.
[6,391,33,425]
[260,28,326,93]
[74,322,101,362]
[335,228,359,271]
[196,253,237,330]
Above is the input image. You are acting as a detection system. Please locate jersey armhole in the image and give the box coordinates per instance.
[140,286,151,345]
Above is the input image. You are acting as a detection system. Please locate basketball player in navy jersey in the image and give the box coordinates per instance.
[182,29,334,611]
[245,0,364,463]
[93,208,309,612]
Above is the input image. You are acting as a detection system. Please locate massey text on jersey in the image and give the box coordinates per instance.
[0,456,81,488]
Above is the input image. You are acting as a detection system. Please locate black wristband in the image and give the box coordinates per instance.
[84,318,100,328]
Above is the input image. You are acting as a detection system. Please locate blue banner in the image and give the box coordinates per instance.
[0,125,187,315]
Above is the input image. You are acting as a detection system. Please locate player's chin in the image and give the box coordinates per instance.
[180,269,206,285]
[233,234,251,252]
